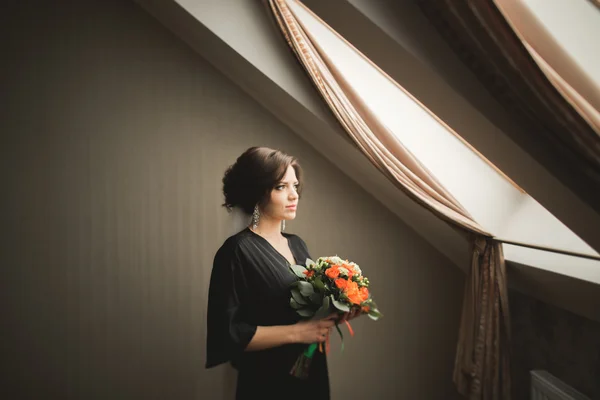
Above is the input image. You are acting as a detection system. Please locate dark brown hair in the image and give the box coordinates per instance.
[222,147,303,214]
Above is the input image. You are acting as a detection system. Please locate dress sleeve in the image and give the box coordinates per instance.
[205,240,257,369]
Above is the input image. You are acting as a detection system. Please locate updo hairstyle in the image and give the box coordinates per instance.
[222,147,303,214]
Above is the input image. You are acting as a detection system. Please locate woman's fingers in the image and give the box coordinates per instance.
[321,319,335,328]
[316,319,334,331]
[343,308,361,322]
[316,327,330,342]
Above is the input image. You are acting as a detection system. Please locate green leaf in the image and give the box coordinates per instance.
[298,281,315,297]
[290,297,303,309]
[331,295,350,312]
[313,296,331,319]
[291,288,308,305]
[368,308,383,321]
[313,278,325,292]
[297,308,315,318]
[290,264,308,278]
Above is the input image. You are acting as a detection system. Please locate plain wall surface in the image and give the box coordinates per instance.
[510,289,600,399]
[2,1,464,399]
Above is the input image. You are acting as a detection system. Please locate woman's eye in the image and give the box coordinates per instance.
[274,184,298,191]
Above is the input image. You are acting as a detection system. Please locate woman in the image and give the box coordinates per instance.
[205,147,358,399]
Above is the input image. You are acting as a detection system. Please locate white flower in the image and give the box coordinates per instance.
[350,263,362,275]
[338,267,349,277]
[327,256,343,265]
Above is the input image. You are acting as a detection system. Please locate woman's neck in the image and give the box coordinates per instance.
[250,216,283,241]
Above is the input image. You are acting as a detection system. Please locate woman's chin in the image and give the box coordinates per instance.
[283,211,297,219]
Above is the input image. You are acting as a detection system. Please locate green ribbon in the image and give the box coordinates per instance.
[304,343,318,358]
[304,322,346,359]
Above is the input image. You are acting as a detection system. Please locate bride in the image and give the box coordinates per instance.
[205,146,359,400]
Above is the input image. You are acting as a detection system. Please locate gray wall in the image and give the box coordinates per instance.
[509,289,600,400]
[2,1,464,399]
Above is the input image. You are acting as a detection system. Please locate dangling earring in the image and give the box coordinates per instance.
[281,220,285,232]
[252,205,260,230]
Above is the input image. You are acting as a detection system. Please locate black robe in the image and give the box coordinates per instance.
[205,227,330,400]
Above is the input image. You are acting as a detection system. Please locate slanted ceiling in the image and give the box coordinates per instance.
[134,0,600,322]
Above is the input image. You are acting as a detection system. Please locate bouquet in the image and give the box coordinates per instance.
[288,256,382,379]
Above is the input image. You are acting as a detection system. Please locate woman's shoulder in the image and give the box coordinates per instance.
[217,228,255,254]
[223,228,304,246]
[216,228,309,257]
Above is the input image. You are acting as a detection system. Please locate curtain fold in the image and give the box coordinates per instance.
[267,1,511,398]
[492,0,600,135]
[416,0,600,194]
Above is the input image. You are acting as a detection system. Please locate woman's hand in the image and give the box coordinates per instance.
[339,307,362,323]
[292,313,338,344]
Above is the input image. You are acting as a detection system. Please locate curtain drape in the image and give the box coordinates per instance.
[587,0,600,11]
[492,0,600,135]
[416,0,600,205]
[266,1,511,398]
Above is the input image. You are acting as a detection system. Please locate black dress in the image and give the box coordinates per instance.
[205,227,330,400]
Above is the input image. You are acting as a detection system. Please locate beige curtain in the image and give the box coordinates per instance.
[267,0,511,398]
[493,0,600,136]
[416,0,600,222]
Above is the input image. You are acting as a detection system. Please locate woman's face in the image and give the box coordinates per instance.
[263,165,299,221]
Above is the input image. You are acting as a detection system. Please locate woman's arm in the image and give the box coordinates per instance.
[244,325,297,351]
[245,314,338,352]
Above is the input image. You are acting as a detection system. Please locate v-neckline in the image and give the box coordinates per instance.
[246,227,298,266]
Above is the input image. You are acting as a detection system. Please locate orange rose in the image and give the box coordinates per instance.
[344,281,363,304]
[345,280,358,293]
[361,305,370,313]
[325,266,340,279]
[359,286,369,302]
[334,278,347,289]
[304,270,315,278]
[347,292,364,305]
